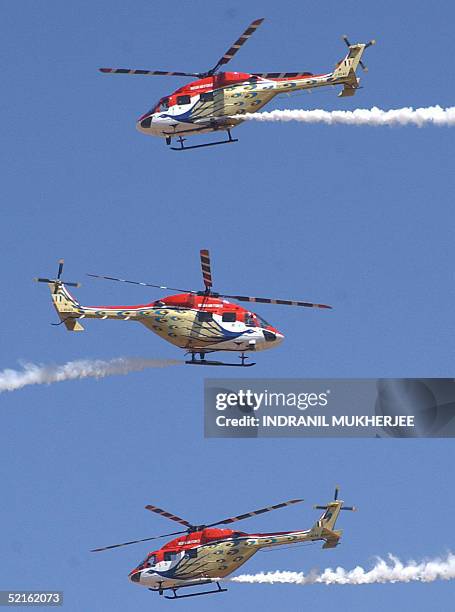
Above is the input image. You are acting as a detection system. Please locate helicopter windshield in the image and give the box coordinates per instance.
[146,554,157,566]
[150,97,170,113]
[244,313,256,327]
[256,314,271,328]
[245,312,271,327]
[135,554,156,569]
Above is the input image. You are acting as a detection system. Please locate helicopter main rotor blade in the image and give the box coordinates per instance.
[203,498,304,529]
[87,273,195,294]
[208,17,265,75]
[200,249,213,291]
[99,68,200,77]
[145,505,193,529]
[91,498,305,552]
[57,258,64,279]
[219,293,332,309]
[90,529,188,553]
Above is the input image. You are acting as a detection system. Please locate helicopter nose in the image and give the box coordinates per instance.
[129,571,141,583]
[139,116,153,129]
[262,329,284,344]
[263,329,277,342]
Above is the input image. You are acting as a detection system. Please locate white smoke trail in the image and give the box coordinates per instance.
[229,552,455,586]
[234,106,455,127]
[0,357,181,393]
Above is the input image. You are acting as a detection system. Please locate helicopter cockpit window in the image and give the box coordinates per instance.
[222,312,236,322]
[197,311,213,322]
[135,554,155,569]
[146,554,156,566]
[164,551,179,561]
[244,313,256,327]
[200,91,214,102]
[176,95,191,105]
[156,97,169,112]
[186,548,198,559]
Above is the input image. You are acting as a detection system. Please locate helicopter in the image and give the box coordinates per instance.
[99,18,375,150]
[35,250,331,367]
[90,487,356,600]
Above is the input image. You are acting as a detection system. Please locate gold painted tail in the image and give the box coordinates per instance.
[333,37,376,97]
[310,487,357,548]
[35,259,84,331]
[311,501,343,536]
[50,283,84,331]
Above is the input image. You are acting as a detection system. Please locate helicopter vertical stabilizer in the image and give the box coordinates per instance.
[333,42,364,78]
[50,284,84,331]
[333,36,375,96]
[310,486,356,547]
[34,260,84,331]
[312,501,343,531]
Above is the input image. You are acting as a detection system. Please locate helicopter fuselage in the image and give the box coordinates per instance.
[99,13,373,148]
[136,69,346,139]
[90,490,353,599]
[128,526,317,591]
[51,286,284,353]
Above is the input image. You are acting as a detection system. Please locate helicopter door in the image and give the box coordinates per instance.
[199,91,215,118]
[163,551,180,563]
[212,80,245,121]
[212,86,229,121]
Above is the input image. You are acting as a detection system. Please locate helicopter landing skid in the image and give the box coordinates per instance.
[169,129,238,151]
[160,581,227,600]
[185,352,255,367]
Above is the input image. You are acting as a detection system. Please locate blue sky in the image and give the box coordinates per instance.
[1,1,454,610]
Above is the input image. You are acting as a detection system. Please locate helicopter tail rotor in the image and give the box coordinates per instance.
[313,485,357,513]
[341,34,376,72]
[34,259,80,294]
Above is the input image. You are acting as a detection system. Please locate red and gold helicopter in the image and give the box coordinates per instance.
[99,18,375,150]
[35,250,331,367]
[91,487,356,600]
